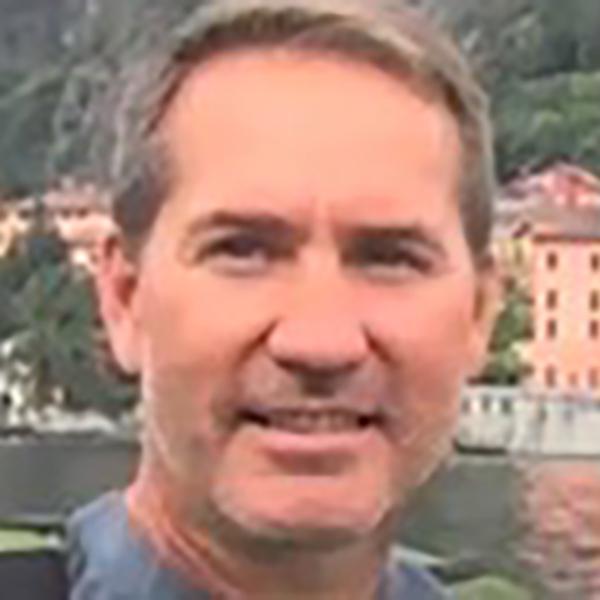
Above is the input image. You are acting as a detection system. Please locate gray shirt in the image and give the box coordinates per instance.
[67,493,450,600]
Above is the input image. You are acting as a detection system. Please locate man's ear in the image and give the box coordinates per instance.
[467,254,502,378]
[95,233,142,375]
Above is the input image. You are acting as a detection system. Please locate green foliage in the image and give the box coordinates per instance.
[453,575,532,600]
[494,71,600,177]
[0,1,210,194]
[478,283,532,386]
[430,0,600,181]
[1,0,599,191]
[0,220,136,416]
[0,68,64,194]
[0,528,52,553]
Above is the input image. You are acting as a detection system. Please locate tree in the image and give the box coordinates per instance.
[494,72,600,177]
[477,281,533,386]
[0,220,136,417]
[427,0,600,181]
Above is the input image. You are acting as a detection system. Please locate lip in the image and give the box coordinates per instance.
[238,418,384,462]
[235,405,381,426]
[229,403,386,459]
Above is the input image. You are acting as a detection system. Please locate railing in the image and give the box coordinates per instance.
[458,386,600,456]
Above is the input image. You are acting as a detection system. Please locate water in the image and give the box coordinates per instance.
[518,460,600,599]
[0,436,136,517]
[401,455,521,569]
[402,456,600,598]
[1,438,599,597]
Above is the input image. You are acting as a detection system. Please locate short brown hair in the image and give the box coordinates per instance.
[91,0,495,263]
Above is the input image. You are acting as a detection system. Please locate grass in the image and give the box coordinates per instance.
[0,528,54,552]
[453,576,533,600]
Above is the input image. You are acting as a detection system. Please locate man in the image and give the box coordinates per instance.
[67,1,498,598]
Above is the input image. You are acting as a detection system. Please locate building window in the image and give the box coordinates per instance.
[481,395,492,413]
[546,319,558,339]
[592,291,600,311]
[546,290,558,310]
[589,369,599,389]
[569,373,579,389]
[545,366,557,388]
[501,397,512,415]
[592,253,600,272]
[591,320,600,339]
[547,252,558,270]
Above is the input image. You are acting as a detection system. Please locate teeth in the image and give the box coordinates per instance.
[247,410,372,434]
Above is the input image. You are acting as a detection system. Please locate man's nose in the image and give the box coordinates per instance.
[266,277,369,388]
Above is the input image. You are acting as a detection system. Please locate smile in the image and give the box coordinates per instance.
[237,408,381,434]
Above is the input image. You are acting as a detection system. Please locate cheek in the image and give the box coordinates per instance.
[140,355,215,474]
[365,284,472,479]
[134,281,276,472]
[369,283,475,377]
[134,315,228,475]
[138,271,278,373]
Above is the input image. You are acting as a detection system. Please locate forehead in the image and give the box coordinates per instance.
[157,50,462,226]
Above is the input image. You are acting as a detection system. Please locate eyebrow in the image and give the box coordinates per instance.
[184,210,303,240]
[346,224,447,258]
[183,211,447,257]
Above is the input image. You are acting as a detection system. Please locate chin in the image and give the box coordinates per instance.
[255,522,369,551]
[225,511,378,552]
[211,483,393,551]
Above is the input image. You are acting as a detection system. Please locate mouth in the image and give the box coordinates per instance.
[236,407,382,435]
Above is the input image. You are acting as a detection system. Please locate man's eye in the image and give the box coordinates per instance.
[348,241,432,276]
[197,234,283,273]
[210,235,268,259]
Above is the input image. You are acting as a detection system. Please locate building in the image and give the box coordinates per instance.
[496,163,600,393]
[0,179,114,272]
[528,210,600,392]
[503,162,600,210]
[42,180,115,271]
[495,162,600,284]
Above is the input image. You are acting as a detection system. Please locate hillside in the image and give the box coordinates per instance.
[0,0,599,193]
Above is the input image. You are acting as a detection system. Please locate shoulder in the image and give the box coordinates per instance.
[67,491,128,560]
[397,562,452,599]
[65,492,203,600]
[68,491,126,535]
[382,548,453,600]
[66,491,147,599]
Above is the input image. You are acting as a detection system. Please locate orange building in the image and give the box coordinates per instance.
[498,163,600,393]
[496,163,600,278]
[0,179,114,272]
[42,180,115,271]
[504,162,600,209]
[528,213,600,392]
[494,163,600,395]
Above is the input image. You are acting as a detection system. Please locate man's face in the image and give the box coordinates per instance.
[100,51,494,547]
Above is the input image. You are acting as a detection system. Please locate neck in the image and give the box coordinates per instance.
[127,458,390,600]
